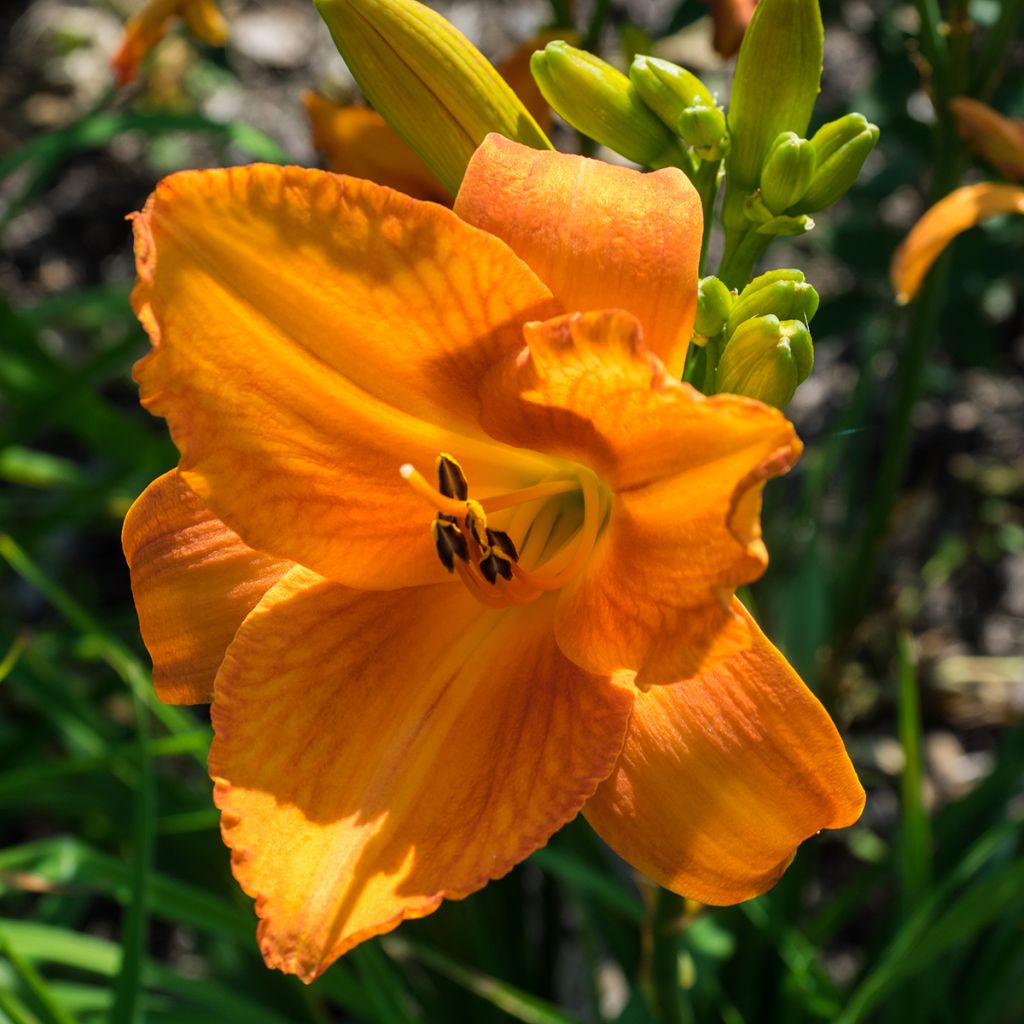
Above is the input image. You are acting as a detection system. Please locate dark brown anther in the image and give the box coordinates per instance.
[480,552,514,584]
[437,452,469,501]
[432,517,469,572]
[486,529,519,562]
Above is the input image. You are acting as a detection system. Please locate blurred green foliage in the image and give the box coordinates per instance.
[1,1,1022,1022]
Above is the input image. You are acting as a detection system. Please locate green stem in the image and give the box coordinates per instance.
[717,228,769,290]
[546,0,574,29]
[649,889,687,1024]
[973,0,1024,99]
[836,132,965,628]
[913,0,948,100]
[694,160,720,277]
[582,0,612,51]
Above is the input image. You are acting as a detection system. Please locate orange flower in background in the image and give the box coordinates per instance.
[891,183,1024,304]
[303,93,450,203]
[710,0,758,58]
[305,33,561,201]
[950,98,1024,180]
[123,134,863,980]
[112,0,227,85]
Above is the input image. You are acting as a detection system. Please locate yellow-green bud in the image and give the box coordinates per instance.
[759,131,816,213]
[725,0,823,192]
[716,315,814,408]
[795,113,880,212]
[314,0,550,196]
[677,104,729,160]
[726,269,819,337]
[694,276,734,342]
[531,42,682,168]
[628,55,715,127]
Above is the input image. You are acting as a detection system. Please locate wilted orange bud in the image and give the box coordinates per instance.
[112,0,227,86]
[950,98,1024,181]
[710,0,758,58]
[303,92,451,204]
[891,182,1024,304]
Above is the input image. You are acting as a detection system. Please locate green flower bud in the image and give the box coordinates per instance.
[759,131,816,213]
[716,315,814,408]
[796,113,880,212]
[754,212,816,236]
[315,0,551,196]
[694,276,734,343]
[531,41,682,168]
[726,269,819,337]
[726,0,823,191]
[677,104,729,160]
[628,54,715,128]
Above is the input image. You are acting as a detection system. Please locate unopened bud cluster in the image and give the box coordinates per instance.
[744,115,879,234]
[695,270,819,408]
[531,43,729,169]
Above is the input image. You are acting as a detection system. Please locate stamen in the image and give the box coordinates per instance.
[512,471,602,591]
[400,464,468,517]
[401,463,577,516]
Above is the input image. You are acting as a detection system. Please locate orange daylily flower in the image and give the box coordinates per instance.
[303,93,451,204]
[112,0,228,85]
[123,134,864,981]
[950,98,1024,181]
[304,33,560,203]
[890,182,1024,304]
[710,0,758,58]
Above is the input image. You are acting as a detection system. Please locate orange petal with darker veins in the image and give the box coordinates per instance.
[122,471,292,704]
[455,134,702,378]
[584,601,864,904]
[479,310,801,685]
[210,568,633,981]
[131,164,560,589]
[303,93,451,204]
[891,183,1024,304]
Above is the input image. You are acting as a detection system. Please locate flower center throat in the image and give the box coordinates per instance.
[400,453,605,608]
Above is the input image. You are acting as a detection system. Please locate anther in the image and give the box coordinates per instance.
[432,516,469,572]
[437,453,468,501]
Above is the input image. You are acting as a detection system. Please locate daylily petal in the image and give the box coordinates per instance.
[210,567,634,981]
[112,0,226,85]
[480,310,801,685]
[303,93,451,204]
[122,470,292,704]
[131,164,561,588]
[950,98,1024,181]
[584,601,864,904]
[710,0,758,58]
[454,134,702,378]
[891,182,1024,304]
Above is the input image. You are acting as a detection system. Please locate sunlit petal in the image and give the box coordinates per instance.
[131,164,560,588]
[122,471,291,704]
[585,601,864,903]
[891,182,1024,304]
[210,567,633,980]
[454,135,702,377]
